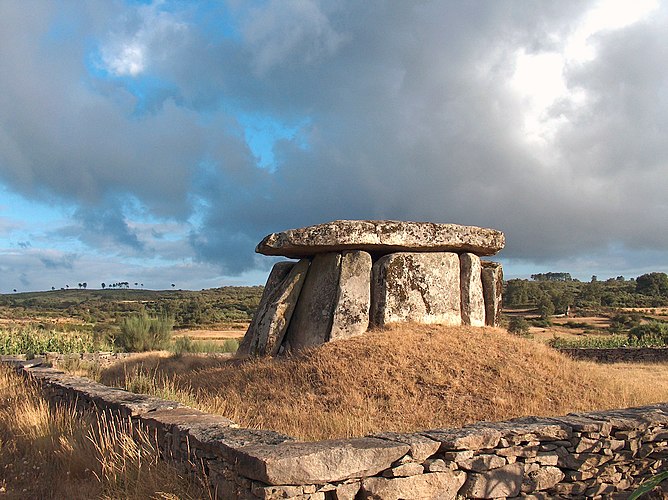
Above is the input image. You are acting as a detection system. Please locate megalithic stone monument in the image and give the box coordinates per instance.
[241,220,505,356]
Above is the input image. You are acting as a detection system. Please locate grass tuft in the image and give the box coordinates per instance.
[0,365,211,498]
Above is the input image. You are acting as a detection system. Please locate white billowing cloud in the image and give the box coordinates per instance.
[103,42,145,76]
[99,2,188,77]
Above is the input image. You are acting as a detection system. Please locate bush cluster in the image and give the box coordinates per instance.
[114,313,174,352]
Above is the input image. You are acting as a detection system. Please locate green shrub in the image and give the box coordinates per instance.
[507,316,530,336]
[549,334,668,349]
[115,313,174,352]
[629,321,668,342]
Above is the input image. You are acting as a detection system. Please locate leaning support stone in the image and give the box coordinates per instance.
[239,260,310,357]
[481,261,503,327]
[283,253,342,351]
[329,251,372,341]
[371,252,461,327]
[460,253,485,327]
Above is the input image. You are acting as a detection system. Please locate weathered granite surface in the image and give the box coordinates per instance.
[329,251,372,341]
[256,220,505,258]
[239,260,309,357]
[481,261,503,327]
[371,252,461,327]
[459,253,485,327]
[282,253,342,352]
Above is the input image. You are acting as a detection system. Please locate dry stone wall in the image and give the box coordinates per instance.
[559,347,668,364]
[243,220,506,356]
[5,357,667,499]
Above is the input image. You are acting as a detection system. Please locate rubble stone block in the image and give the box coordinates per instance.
[361,471,466,500]
[462,463,524,498]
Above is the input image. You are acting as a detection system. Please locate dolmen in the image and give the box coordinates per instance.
[238,220,504,357]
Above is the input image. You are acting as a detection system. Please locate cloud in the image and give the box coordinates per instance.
[0,0,666,289]
[39,252,77,270]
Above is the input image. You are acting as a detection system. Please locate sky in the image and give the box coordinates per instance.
[1,0,667,293]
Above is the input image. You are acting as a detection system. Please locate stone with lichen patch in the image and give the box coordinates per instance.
[256,220,505,258]
[370,252,461,327]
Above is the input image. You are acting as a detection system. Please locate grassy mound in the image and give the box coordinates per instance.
[100,324,668,441]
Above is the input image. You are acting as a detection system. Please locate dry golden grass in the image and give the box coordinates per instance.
[100,324,668,442]
[0,365,211,499]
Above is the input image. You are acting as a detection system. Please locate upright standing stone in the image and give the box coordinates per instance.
[283,253,342,351]
[371,252,461,327]
[330,251,372,341]
[460,253,485,327]
[481,261,504,327]
[238,260,310,357]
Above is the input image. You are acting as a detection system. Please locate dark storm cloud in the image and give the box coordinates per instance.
[0,0,666,279]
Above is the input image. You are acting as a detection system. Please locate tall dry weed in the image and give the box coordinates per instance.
[0,365,210,499]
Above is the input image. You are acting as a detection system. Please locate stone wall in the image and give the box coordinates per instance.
[559,347,668,364]
[1,351,143,367]
[4,357,667,499]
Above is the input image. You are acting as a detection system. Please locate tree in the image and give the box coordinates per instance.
[636,272,668,297]
[101,283,106,289]
[537,295,555,320]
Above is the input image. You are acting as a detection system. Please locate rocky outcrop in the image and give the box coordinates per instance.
[256,220,505,258]
[242,220,505,355]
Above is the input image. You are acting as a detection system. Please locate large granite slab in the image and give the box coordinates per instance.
[256,220,505,258]
[371,252,462,327]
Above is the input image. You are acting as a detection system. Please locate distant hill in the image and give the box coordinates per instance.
[0,287,264,328]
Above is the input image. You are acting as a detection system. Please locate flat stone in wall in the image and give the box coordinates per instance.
[371,252,461,327]
[460,253,485,327]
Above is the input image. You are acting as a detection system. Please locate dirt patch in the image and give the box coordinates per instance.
[173,327,247,340]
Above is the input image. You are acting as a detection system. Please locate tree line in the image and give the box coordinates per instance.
[504,272,668,313]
